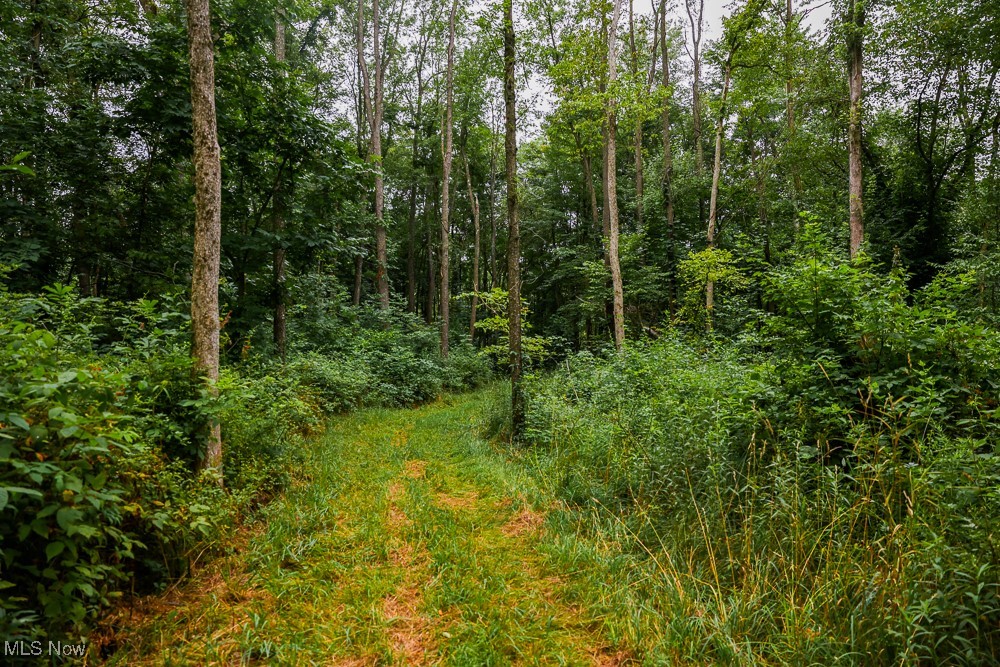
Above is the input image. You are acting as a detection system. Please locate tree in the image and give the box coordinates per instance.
[706,0,764,327]
[357,0,397,307]
[659,0,677,316]
[465,140,481,341]
[685,0,706,226]
[406,13,432,313]
[273,8,287,361]
[605,0,626,350]
[440,0,457,357]
[186,0,222,476]
[846,0,864,257]
[504,0,524,437]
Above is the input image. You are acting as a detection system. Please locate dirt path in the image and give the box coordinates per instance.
[97,393,634,666]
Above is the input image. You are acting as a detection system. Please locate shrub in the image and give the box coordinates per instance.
[516,328,1000,664]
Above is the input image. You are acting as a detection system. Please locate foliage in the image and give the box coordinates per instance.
[467,287,555,367]
[759,223,1000,454]
[0,285,489,641]
[676,247,749,331]
[516,330,1000,664]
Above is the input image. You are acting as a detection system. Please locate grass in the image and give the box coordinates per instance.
[94,391,636,665]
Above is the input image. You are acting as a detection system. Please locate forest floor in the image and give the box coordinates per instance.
[95,391,637,666]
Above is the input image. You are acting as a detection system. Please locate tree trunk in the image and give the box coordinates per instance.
[186,0,222,477]
[353,255,363,305]
[357,0,390,307]
[575,132,601,232]
[660,0,676,318]
[407,184,418,312]
[686,0,705,227]
[406,69,424,313]
[439,0,457,358]
[847,0,864,258]
[784,0,803,198]
[606,0,626,351]
[503,0,524,439]
[426,177,438,323]
[629,0,643,230]
[705,58,732,329]
[272,11,287,361]
[465,148,481,342]
[489,117,498,289]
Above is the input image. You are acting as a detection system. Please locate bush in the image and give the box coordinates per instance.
[0,290,306,641]
[517,328,1000,663]
[1,285,493,641]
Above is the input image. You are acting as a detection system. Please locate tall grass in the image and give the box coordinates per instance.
[494,338,1000,665]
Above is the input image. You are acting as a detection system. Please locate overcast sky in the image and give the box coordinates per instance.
[634,0,834,40]
[519,0,835,136]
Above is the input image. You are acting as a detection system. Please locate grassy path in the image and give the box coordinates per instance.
[98,392,634,666]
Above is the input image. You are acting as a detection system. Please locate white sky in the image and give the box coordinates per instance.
[634,0,834,40]
[519,0,834,136]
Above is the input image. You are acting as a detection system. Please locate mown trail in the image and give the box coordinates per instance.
[98,392,634,666]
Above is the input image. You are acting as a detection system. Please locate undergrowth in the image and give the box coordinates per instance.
[0,284,489,645]
[497,228,1000,665]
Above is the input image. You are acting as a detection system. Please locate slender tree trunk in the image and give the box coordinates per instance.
[465,148,481,341]
[705,58,731,328]
[426,177,438,323]
[272,11,287,361]
[407,184,418,312]
[358,0,390,307]
[353,256,363,305]
[575,132,601,231]
[686,0,705,227]
[847,0,864,258]
[660,0,676,318]
[186,0,222,477]
[503,0,524,438]
[629,0,643,229]
[606,0,626,351]
[406,69,424,313]
[439,0,457,358]
[784,0,803,198]
[489,117,498,289]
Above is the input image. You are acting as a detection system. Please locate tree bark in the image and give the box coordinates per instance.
[272,11,287,361]
[847,0,864,258]
[439,0,457,358]
[353,255,363,305]
[628,0,643,230]
[503,0,524,438]
[489,110,499,289]
[465,147,481,342]
[406,35,428,313]
[426,177,438,323]
[705,57,732,329]
[660,0,676,318]
[186,0,222,477]
[686,0,705,228]
[575,131,601,232]
[605,0,626,351]
[357,0,390,307]
[784,0,803,198]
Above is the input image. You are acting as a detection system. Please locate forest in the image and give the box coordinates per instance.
[2,0,999,663]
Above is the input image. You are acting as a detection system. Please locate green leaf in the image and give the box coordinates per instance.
[8,414,30,431]
[46,541,65,561]
[4,486,43,499]
[56,506,81,531]
[0,488,7,511]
